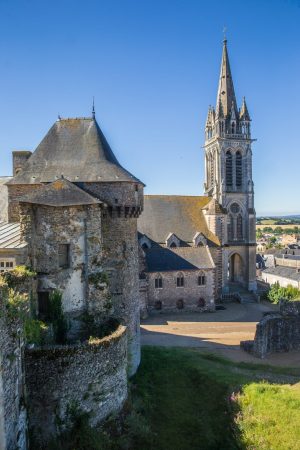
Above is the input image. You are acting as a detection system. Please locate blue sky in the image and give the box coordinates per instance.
[0,0,299,216]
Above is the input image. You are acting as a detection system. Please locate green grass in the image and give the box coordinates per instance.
[45,347,300,450]
[237,382,300,450]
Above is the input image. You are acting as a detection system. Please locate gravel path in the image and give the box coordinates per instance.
[141,301,300,368]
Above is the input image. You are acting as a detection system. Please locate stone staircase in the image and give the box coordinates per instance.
[221,283,258,304]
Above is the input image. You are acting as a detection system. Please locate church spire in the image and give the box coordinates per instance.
[239,96,250,121]
[216,39,237,118]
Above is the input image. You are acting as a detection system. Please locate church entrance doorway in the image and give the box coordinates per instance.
[228,253,244,284]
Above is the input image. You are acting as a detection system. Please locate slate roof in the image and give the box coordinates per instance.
[144,246,215,272]
[138,195,220,245]
[0,222,26,249]
[263,266,300,282]
[18,178,102,207]
[7,118,143,185]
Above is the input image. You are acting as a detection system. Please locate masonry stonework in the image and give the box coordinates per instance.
[25,325,127,446]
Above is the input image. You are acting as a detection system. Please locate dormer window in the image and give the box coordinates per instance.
[193,232,207,248]
[166,233,180,248]
[139,234,152,250]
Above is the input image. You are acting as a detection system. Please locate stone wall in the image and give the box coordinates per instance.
[147,269,215,312]
[261,271,300,289]
[19,202,109,317]
[241,300,300,358]
[0,292,27,450]
[101,208,141,375]
[0,178,10,223]
[25,324,127,446]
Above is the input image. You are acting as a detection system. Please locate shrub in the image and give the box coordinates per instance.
[48,290,68,344]
[268,282,300,304]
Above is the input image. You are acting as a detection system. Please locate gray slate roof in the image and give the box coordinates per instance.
[19,178,102,207]
[0,222,26,249]
[263,266,300,282]
[144,246,215,272]
[138,195,219,245]
[7,118,143,185]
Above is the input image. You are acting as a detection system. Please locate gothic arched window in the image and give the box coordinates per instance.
[226,151,233,187]
[231,122,235,134]
[236,151,242,188]
[198,271,206,286]
[228,214,234,241]
[237,215,243,240]
[176,272,184,287]
[154,274,163,289]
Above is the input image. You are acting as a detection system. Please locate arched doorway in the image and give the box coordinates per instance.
[228,253,244,284]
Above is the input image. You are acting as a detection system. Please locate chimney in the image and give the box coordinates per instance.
[12,150,32,176]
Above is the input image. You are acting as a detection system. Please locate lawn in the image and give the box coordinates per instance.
[47,347,300,450]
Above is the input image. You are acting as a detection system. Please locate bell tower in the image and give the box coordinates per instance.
[204,39,257,292]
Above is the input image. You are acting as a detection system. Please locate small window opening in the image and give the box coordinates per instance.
[176,299,184,309]
[198,275,206,286]
[177,274,184,287]
[58,244,70,268]
[155,275,163,289]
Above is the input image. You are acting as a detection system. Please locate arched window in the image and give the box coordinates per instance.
[231,122,235,134]
[226,151,233,187]
[170,242,178,248]
[237,214,243,240]
[228,214,234,241]
[197,241,204,247]
[154,274,163,289]
[198,272,206,286]
[176,273,184,287]
[236,151,242,188]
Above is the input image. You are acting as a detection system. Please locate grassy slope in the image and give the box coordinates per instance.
[47,347,300,450]
[132,347,300,450]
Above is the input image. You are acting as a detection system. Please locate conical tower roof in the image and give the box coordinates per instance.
[8,117,143,185]
[216,39,238,118]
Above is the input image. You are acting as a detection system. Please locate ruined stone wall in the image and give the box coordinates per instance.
[19,203,107,316]
[241,300,300,358]
[25,325,127,446]
[0,292,27,450]
[147,269,215,312]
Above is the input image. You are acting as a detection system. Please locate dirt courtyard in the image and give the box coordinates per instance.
[141,301,300,367]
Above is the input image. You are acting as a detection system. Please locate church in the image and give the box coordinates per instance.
[138,38,257,315]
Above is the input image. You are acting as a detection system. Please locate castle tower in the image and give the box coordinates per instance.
[204,39,257,292]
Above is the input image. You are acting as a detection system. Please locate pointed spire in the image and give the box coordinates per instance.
[239,96,251,121]
[205,106,212,127]
[216,39,238,118]
[92,96,95,119]
[216,96,224,119]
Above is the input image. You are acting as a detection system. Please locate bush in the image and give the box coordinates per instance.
[48,290,68,344]
[268,282,300,304]
[24,318,48,345]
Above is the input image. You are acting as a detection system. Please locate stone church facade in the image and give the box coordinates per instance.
[138,39,257,315]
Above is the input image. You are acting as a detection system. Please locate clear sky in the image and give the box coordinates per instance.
[0,0,299,216]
